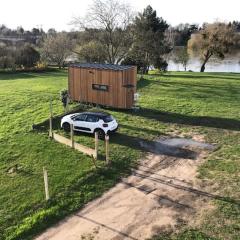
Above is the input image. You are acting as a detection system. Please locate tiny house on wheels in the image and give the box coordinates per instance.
[68,63,137,109]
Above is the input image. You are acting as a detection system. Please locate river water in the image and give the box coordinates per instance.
[167,51,240,73]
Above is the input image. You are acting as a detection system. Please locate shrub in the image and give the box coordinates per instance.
[60,89,69,110]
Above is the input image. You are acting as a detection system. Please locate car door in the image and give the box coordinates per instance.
[72,114,90,132]
[85,114,99,133]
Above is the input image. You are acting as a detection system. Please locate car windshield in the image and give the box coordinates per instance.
[102,115,114,123]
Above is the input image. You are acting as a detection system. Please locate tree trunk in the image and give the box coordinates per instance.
[200,51,212,72]
[200,63,206,72]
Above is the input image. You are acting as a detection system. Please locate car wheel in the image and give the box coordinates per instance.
[63,122,70,132]
[95,129,105,139]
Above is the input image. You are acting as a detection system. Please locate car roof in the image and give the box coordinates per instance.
[80,112,110,117]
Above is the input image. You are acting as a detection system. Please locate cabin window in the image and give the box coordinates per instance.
[92,84,109,91]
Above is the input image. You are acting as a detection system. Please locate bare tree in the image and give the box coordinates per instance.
[188,22,237,72]
[41,33,73,68]
[72,0,135,64]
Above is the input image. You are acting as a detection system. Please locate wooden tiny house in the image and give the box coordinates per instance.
[68,63,137,109]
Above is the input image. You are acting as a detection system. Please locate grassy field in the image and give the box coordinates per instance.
[0,70,239,240]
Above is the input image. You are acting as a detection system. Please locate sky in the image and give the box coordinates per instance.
[1,0,239,31]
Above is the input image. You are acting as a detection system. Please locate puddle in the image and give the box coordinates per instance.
[139,137,216,159]
[157,138,215,150]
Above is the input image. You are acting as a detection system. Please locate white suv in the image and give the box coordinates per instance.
[61,112,118,138]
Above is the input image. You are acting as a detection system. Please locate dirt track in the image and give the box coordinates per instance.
[36,136,215,240]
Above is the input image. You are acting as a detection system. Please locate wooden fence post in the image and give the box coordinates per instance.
[43,167,49,201]
[105,134,110,164]
[70,124,74,148]
[49,98,53,138]
[94,132,98,160]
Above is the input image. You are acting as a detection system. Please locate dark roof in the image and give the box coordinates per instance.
[84,111,110,117]
[73,111,109,116]
[70,63,134,71]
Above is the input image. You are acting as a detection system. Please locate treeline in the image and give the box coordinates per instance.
[0,0,240,73]
[0,25,45,44]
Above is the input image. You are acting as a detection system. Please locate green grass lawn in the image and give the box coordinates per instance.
[0,70,239,240]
